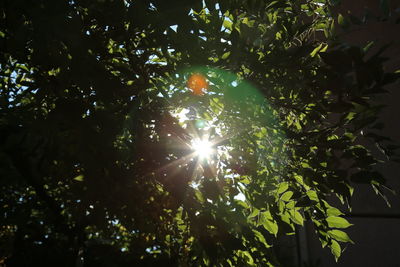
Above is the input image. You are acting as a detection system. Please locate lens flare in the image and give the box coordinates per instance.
[187,73,208,95]
[195,119,206,129]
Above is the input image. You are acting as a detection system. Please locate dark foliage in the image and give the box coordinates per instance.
[0,0,398,266]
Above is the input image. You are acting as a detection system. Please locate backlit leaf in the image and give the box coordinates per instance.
[328,229,354,244]
[326,216,353,229]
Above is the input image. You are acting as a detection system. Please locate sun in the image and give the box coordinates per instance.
[191,138,214,159]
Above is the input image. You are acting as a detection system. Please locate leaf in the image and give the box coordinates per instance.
[310,43,323,57]
[281,191,293,202]
[260,211,278,236]
[240,177,251,184]
[286,200,295,209]
[241,17,255,27]
[195,190,205,203]
[330,240,341,261]
[253,229,269,247]
[363,41,374,53]
[236,200,249,209]
[372,183,392,208]
[262,218,278,236]
[16,64,30,72]
[330,19,335,36]
[221,51,231,59]
[48,68,60,76]
[239,250,255,265]
[248,208,259,219]
[320,44,328,52]
[326,216,352,229]
[277,182,288,194]
[337,14,348,28]
[328,230,354,244]
[280,212,294,230]
[293,175,308,189]
[327,207,343,217]
[307,190,318,202]
[289,210,304,225]
[73,175,84,182]
[223,19,233,31]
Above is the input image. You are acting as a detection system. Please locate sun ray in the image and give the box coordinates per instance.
[191,138,214,160]
[145,108,244,185]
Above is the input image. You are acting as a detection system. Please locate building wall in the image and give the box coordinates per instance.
[301,1,400,266]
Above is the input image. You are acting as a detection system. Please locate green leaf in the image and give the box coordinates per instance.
[286,200,295,209]
[280,212,294,230]
[281,191,293,202]
[262,218,278,236]
[328,229,354,244]
[330,19,336,35]
[307,190,318,202]
[248,208,259,219]
[241,17,255,27]
[326,216,352,229]
[223,19,233,31]
[363,41,374,53]
[16,64,30,72]
[73,175,84,182]
[195,190,205,203]
[327,207,343,217]
[240,177,251,184]
[310,43,323,57]
[277,182,289,194]
[238,250,255,265]
[260,211,278,236]
[338,14,348,28]
[221,51,231,59]
[330,240,341,261]
[289,210,304,225]
[311,43,328,57]
[236,200,249,209]
[48,68,60,76]
[253,229,270,247]
[345,112,356,122]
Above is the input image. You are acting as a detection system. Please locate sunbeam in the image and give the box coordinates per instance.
[191,138,214,160]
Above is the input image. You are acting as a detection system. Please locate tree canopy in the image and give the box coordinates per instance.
[1,0,399,266]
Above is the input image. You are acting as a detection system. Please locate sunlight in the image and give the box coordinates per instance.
[191,138,214,159]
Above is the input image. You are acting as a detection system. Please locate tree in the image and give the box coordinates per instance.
[0,0,398,266]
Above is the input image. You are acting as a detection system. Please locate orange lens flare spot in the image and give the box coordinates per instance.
[187,73,208,95]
